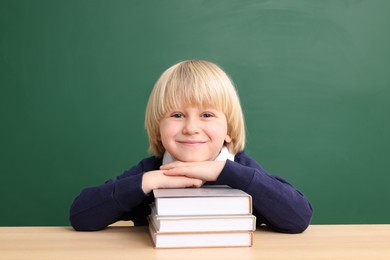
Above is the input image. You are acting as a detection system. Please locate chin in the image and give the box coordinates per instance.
[175,155,210,162]
[178,158,206,162]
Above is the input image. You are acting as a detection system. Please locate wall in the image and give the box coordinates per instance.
[1,0,389,225]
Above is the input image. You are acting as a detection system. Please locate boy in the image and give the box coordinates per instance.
[70,60,313,233]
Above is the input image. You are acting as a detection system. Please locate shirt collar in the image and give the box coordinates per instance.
[162,146,235,165]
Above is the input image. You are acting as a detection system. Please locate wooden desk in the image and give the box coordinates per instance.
[1,225,389,260]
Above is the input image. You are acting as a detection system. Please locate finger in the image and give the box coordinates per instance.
[179,177,204,188]
[160,161,186,170]
[163,166,194,177]
[164,175,203,188]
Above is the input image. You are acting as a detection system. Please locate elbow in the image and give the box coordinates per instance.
[69,214,107,231]
[280,202,314,234]
[284,215,312,234]
[69,201,107,231]
[267,201,314,234]
[70,220,89,232]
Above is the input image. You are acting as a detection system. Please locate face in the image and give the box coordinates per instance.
[159,105,231,162]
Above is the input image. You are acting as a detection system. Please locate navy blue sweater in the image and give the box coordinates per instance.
[69,151,313,233]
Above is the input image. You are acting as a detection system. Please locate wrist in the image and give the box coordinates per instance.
[141,172,154,194]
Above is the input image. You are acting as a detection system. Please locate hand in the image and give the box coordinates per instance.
[160,161,226,182]
[141,170,204,194]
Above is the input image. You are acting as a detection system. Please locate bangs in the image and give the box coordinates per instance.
[157,61,231,117]
[161,79,227,114]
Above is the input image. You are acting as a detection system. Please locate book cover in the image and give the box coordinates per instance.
[153,185,252,216]
[153,185,250,198]
[148,220,254,249]
[149,204,256,232]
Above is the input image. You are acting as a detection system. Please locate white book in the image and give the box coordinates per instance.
[149,205,256,232]
[153,185,252,216]
[148,220,253,248]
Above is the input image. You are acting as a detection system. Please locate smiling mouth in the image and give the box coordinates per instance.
[177,140,206,145]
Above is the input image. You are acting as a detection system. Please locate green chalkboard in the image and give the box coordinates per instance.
[1,0,389,226]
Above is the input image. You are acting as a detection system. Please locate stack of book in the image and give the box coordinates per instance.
[148,185,256,249]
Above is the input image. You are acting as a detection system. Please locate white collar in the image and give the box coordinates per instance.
[162,146,235,165]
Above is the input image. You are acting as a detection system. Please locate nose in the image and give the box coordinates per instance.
[182,116,200,135]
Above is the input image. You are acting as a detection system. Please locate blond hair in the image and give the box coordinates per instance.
[145,60,245,157]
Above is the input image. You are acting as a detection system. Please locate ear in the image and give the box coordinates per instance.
[225,134,232,143]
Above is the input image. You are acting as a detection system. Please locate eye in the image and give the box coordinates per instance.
[171,112,184,118]
[201,112,214,118]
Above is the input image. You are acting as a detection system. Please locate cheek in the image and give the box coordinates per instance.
[208,122,228,139]
[159,122,178,141]
[158,123,168,142]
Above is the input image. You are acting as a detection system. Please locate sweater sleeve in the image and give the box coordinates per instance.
[69,157,158,231]
[215,152,313,234]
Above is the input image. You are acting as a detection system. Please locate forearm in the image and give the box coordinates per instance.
[69,173,146,231]
[247,172,313,233]
[216,159,313,233]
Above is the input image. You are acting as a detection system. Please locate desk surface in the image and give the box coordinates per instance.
[1,225,389,260]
